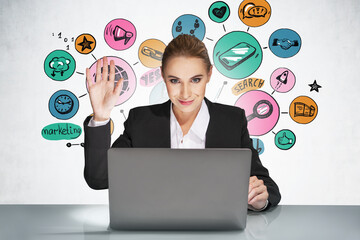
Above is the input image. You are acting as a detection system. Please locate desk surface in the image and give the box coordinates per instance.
[0,205,359,240]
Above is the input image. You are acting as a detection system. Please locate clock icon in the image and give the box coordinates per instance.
[54,94,74,114]
[49,90,79,120]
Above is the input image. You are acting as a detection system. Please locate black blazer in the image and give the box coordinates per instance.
[83,98,281,209]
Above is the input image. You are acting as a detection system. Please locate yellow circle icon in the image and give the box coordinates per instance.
[289,96,318,124]
[138,39,166,68]
[75,34,96,54]
[238,0,271,27]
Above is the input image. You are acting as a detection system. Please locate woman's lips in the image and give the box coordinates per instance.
[178,99,194,105]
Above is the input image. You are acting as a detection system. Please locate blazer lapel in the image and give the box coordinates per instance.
[155,99,171,148]
[204,97,222,148]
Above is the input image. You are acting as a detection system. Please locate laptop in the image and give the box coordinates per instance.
[108,148,252,230]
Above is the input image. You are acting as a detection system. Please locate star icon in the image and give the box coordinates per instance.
[77,36,94,52]
[309,80,322,92]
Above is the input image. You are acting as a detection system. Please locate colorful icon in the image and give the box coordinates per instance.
[270,68,296,93]
[49,90,79,120]
[149,81,169,105]
[252,138,265,155]
[138,39,166,68]
[235,90,279,136]
[75,33,96,54]
[246,100,273,122]
[44,50,76,81]
[232,78,265,95]
[87,56,137,106]
[104,19,136,50]
[172,14,206,40]
[269,29,301,58]
[275,129,296,150]
[238,0,271,27]
[214,31,262,79]
[140,67,163,87]
[209,1,230,23]
[289,96,318,124]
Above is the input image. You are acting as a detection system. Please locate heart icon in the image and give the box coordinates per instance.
[212,6,227,19]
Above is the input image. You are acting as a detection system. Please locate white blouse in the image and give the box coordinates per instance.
[170,100,209,149]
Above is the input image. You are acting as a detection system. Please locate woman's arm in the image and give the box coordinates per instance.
[83,110,133,189]
[83,116,112,189]
[239,110,281,210]
[83,57,126,189]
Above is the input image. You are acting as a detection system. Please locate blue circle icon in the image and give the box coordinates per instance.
[252,138,265,155]
[49,90,79,120]
[269,28,301,58]
[172,14,206,41]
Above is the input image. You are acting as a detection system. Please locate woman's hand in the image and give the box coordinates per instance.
[248,176,269,210]
[86,57,123,121]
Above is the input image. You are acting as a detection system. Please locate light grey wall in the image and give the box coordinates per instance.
[0,0,359,204]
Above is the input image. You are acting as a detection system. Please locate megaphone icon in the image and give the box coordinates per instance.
[113,25,133,45]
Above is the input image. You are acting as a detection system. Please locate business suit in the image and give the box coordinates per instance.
[83,97,281,210]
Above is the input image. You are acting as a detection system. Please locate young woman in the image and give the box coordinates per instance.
[84,34,281,211]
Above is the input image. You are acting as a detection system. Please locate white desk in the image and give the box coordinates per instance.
[0,205,359,240]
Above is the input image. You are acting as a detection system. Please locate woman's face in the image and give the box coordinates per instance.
[161,56,212,118]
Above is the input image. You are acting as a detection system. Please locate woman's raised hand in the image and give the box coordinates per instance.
[86,57,123,121]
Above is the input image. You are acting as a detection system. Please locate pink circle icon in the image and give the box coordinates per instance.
[104,19,136,50]
[270,67,296,93]
[235,90,279,136]
[87,56,137,106]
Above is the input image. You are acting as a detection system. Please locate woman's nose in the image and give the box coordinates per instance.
[180,83,191,99]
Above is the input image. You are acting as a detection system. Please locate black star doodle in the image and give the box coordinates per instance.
[78,36,94,51]
[309,80,322,92]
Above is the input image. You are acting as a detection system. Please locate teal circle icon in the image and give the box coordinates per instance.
[213,31,262,79]
[44,50,76,81]
[275,129,296,150]
[172,14,206,41]
[209,1,230,23]
[49,90,79,120]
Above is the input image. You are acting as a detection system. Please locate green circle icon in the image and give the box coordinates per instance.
[275,129,296,150]
[209,1,230,23]
[213,31,262,79]
[44,50,76,81]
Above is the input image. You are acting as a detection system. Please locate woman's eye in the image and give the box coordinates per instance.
[169,79,179,84]
[192,78,201,83]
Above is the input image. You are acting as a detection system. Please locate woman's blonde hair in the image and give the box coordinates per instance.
[161,34,212,73]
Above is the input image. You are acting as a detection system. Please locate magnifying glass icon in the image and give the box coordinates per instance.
[246,100,273,122]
